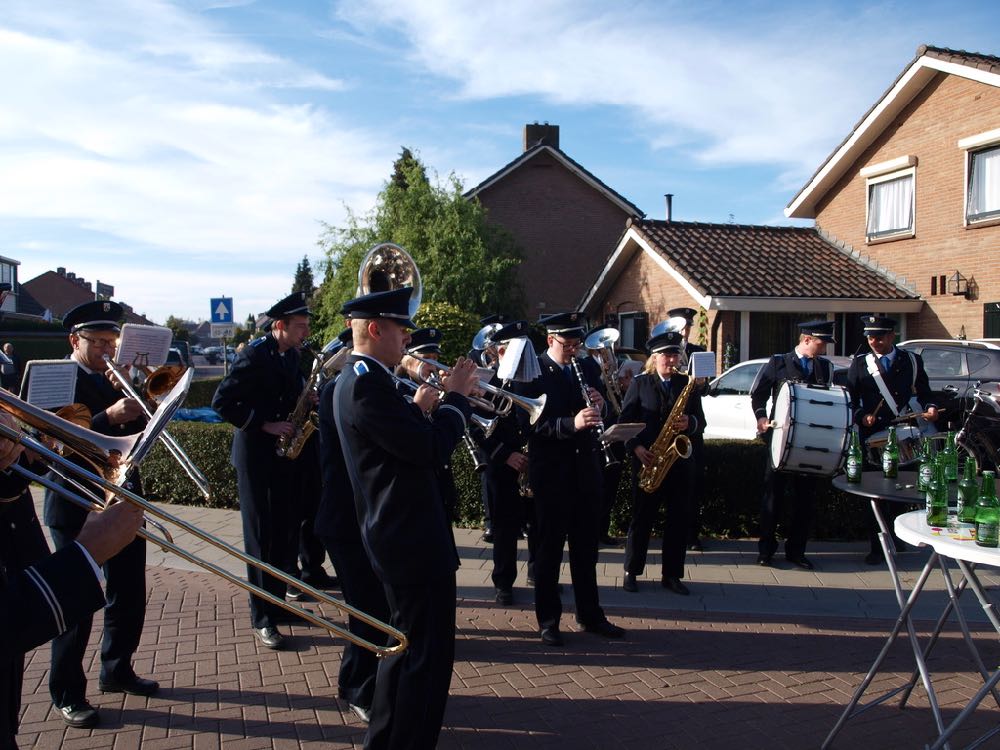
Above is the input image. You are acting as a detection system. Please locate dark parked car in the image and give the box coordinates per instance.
[898,339,1000,430]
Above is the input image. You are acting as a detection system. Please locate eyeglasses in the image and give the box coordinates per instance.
[552,337,582,349]
[77,335,118,349]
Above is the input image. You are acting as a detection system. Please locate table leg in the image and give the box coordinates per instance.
[822,549,944,749]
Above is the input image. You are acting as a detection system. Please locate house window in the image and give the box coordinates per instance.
[967,145,1000,223]
[866,170,914,241]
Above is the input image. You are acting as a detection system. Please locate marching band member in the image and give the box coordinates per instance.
[334,287,476,750]
[667,307,708,551]
[751,320,836,570]
[479,321,532,606]
[40,301,155,728]
[515,312,625,647]
[620,330,705,595]
[846,315,937,564]
[212,292,312,650]
[315,327,389,724]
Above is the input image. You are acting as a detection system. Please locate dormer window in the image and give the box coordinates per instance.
[861,156,917,243]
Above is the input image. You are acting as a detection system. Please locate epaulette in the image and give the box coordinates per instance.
[353,360,370,376]
[249,336,268,348]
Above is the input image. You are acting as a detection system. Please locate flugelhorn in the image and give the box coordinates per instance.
[405,353,547,425]
[0,389,408,657]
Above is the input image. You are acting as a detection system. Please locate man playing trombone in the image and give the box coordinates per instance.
[212,291,314,650]
[38,301,156,728]
[334,286,476,750]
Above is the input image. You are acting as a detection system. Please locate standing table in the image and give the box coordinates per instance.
[824,471,1000,750]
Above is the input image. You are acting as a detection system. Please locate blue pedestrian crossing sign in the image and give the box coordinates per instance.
[210,297,234,323]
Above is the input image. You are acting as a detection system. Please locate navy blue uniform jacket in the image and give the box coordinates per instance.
[334,354,472,585]
[750,353,834,423]
[620,372,705,455]
[846,348,935,438]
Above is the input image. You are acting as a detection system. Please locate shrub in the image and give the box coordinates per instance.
[142,423,868,541]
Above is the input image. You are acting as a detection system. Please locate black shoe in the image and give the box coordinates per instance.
[622,572,638,593]
[786,555,815,571]
[348,703,371,723]
[581,619,625,639]
[600,535,622,547]
[865,549,885,566]
[253,626,285,649]
[482,528,494,544]
[301,570,338,589]
[540,627,564,647]
[495,588,514,606]
[687,539,704,552]
[58,701,99,728]
[662,577,690,596]
[756,555,773,567]
[99,674,160,696]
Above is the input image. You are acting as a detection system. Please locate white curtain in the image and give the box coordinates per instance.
[969,147,1000,219]
[867,174,913,236]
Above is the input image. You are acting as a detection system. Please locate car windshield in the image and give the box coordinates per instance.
[714,363,761,395]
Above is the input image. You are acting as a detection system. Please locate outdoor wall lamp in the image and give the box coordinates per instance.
[948,270,976,300]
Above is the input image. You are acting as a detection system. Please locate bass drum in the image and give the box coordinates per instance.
[770,382,852,476]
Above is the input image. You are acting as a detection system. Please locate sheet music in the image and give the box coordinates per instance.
[117,324,173,369]
[22,360,78,409]
[601,422,645,444]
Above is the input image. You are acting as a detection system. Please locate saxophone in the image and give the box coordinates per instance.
[275,342,325,460]
[638,373,695,493]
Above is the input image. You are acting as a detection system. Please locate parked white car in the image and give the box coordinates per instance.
[702,355,852,440]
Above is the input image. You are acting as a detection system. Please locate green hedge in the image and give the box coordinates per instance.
[186,377,222,408]
[142,423,869,541]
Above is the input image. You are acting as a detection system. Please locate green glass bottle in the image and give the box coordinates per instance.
[975,471,999,548]
[943,431,959,484]
[917,438,933,492]
[926,455,948,527]
[882,426,899,479]
[846,429,863,483]
[958,456,979,525]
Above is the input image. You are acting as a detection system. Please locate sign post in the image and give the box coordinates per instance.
[210,297,235,376]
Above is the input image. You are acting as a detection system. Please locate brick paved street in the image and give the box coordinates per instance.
[18,493,1000,748]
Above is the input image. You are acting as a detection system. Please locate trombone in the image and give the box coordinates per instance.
[0,389,407,657]
[405,352,547,425]
[103,354,213,501]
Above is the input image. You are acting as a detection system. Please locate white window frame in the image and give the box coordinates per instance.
[959,129,1000,227]
[864,166,916,243]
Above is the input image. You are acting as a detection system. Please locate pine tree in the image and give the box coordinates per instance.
[292,256,315,296]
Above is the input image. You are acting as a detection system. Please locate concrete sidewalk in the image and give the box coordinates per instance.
[21,489,1000,749]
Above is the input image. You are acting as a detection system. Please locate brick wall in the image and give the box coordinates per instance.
[815,72,1000,338]
[475,149,634,316]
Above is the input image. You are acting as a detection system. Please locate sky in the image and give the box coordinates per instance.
[2,0,999,326]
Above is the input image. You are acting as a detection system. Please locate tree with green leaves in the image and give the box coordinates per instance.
[292,255,315,296]
[312,149,524,343]
[164,315,190,342]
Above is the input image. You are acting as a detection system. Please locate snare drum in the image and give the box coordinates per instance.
[865,425,922,467]
[770,382,852,476]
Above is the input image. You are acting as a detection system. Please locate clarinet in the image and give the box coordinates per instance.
[569,358,619,468]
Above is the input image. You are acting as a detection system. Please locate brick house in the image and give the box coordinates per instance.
[466,123,643,316]
[786,45,1000,340]
[580,217,920,360]
[22,266,155,325]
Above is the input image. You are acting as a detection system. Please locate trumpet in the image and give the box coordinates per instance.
[103,355,213,501]
[0,389,408,657]
[405,353,547,425]
[393,375,498,438]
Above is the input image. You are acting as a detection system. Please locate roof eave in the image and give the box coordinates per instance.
[786,53,1000,219]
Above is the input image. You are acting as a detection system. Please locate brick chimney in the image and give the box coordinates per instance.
[523,122,559,151]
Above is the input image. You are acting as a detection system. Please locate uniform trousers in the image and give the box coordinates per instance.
[233,442,298,630]
[365,573,456,750]
[318,535,389,710]
[486,466,521,591]
[297,443,329,579]
[531,451,605,631]
[2,492,49,749]
[758,454,816,560]
[624,457,692,579]
[47,528,146,706]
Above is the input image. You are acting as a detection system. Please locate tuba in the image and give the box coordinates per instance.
[586,327,623,415]
[357,242,421,319]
